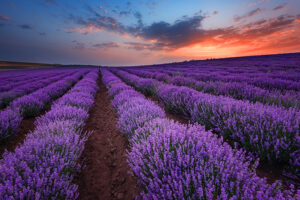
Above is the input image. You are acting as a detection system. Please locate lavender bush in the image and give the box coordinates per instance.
[113,69,300,174]
[102,69,298,199]
[0,70,99,199]
[0,70,87,141]
[118,103,165,137]
[10,95,44,118]
[0,70,77,109]
[126,68,300,110]
[0,109,22,140]
[129,118,296,199]
[111,90,143,109]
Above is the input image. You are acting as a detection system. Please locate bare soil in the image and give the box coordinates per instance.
[77,75,137,200]
[0,104,53,159]
[0,117,36,159]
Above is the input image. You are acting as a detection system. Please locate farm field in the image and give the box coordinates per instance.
[0,53,299,199]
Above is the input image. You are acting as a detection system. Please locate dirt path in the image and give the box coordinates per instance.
[0,117,35,158]
[78,75,137,200]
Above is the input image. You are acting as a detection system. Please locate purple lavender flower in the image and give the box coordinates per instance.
[0,109,22,139]
[10,95,44,118]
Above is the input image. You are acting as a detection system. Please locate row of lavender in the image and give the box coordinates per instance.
[126,68,299,110]
[112,69,300,175]
[149,65,300,82]
[0,68,71,92]
[0,69,99,199]
[0,70,88,140]
[0,69,48,85]
[102,69,298,199]
[147,55,300,82]
[0,70,77,109]
[146,66,300,92]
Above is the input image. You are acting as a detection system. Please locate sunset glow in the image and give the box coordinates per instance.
[0,0,299,65]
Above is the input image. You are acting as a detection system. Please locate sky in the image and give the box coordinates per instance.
[0,0,299,66]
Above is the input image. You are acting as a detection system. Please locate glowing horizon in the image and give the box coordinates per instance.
[0,0,299,66]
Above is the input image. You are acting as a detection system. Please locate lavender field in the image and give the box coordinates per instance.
[0,53,298,199]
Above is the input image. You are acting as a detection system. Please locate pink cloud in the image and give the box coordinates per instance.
[0,15,10,21]
[248,0,269,7]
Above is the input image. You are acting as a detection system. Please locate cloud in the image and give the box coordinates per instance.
[67,25,100,35]
[212,11,219,15]
[132,13,207,49]
[126,1,132,7]
[140,14,299,50]
[45,0,59,7]
[145,0,159,10]
[234,8,264,22]
[98,5,108,14]
[124,42,160,51]
[39,32,46,36]
[273,4,287,11]
[68,7,299,53]
[19,24,33,30]
[119,11,131,17]
[0,15,10,21]
[248,0,269,7]
[71,6,126,34]
[217,15,295,40]
[134,11,143,27]
[92,42,119,49]
[72,40,85,50]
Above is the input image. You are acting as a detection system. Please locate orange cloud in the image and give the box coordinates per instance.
[67,25,104,34]
[162,16,300,59]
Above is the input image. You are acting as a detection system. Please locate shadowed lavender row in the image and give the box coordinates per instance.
[151,66,300,83]
[0,70,88,141]
[155,67,300,91]
[102,69,298,199]
[126,68,300,110]
[0,68,72,92]
[0,69,99,199]
[143,56,300,86]
[0,70,77,109]
[111,69,300,175]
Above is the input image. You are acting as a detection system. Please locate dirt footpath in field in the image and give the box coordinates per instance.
[0,118,35,158]
[78,74,137,200]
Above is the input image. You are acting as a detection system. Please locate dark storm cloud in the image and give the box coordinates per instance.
[234,8,264,22]
[138,14,298,50]
[19,24,33,30]
[92,42,119,49]
[69,5,299,51]
[134,14,206,48]
[74,8,207,48]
